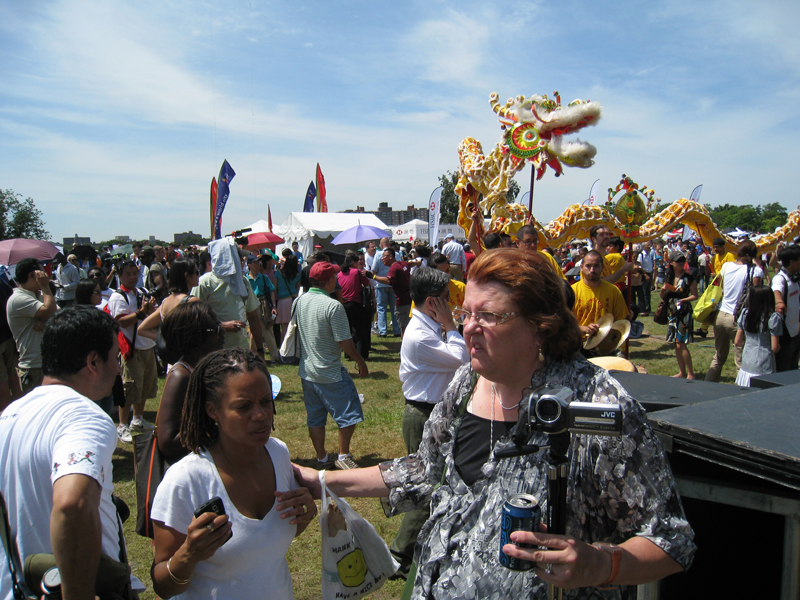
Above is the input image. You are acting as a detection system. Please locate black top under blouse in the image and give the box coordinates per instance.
[454,410,517,487]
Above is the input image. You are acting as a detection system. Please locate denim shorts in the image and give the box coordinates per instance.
[301,367,364,428]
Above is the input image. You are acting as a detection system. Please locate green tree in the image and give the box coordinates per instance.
[0,190,50,240]
[438,171,460,224]
[437,172,520,223]
[761,202,788,233]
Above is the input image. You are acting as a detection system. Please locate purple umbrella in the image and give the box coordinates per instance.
[330,224,391,245]
[0,238,60,266]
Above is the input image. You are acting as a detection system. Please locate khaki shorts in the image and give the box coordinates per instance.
[17,367,43,394]
[0,338,19,382]
[121,347,159,406]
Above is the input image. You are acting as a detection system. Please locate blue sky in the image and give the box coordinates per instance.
[1,0,798,243]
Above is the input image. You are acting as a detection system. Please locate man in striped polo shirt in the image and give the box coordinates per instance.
[295,261,369,470]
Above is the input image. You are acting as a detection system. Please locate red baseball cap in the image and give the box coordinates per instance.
[309,261,336,281]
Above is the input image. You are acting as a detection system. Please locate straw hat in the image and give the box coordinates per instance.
[583,313,614,350]
[588,356,636,372]
[594,319,632,356]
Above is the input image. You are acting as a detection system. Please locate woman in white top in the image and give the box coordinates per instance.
[150,348,317,599]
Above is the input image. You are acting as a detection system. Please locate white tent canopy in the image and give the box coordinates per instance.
[243,219,272,234]
[271,212,391,261]
[392,219,429,242]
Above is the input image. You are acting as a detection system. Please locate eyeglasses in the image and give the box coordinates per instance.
[519,238,538,246]
[452,308,518,327]
[205,322,222,335]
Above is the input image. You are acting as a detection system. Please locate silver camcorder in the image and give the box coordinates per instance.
[530,385,622,436]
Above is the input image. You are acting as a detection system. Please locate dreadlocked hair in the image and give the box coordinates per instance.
[180,348,271,453]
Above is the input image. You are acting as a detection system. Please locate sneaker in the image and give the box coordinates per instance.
[117,424,132,444]
[335,455,359,470]
[315,454,337,470]
[129,418,155,433]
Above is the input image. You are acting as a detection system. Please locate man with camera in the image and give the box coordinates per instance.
[7,258,58,394]
[108,260,158,443]
[0,306,135,600]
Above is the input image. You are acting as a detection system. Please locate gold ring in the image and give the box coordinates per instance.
[206,524,214,532]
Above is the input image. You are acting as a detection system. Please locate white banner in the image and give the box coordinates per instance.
[588,179,601,206]
[428,186,443,246]
[689,184,703,203]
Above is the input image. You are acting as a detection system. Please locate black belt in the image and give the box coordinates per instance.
[405,399,435,413]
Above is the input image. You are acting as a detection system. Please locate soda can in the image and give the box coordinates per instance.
[41,567,62,599]
[498,493,540,571]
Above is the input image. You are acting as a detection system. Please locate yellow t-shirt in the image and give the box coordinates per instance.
[604,252,625,278]
[448,279,466,311]
[539,250,567,280]
[571,279,629,327]
[712,251,735,275]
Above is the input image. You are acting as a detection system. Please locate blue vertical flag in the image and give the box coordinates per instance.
[303,181,316,212]
[213,160,236,240]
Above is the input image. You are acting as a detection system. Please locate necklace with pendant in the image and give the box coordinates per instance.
[490,383,521,460]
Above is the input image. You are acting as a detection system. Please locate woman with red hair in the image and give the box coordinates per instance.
[294,249,696,599]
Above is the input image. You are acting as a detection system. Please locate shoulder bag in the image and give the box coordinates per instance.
[133,381,172,538]
[279,300,301,365]
[693,274,722,324]
[732,264,756,320]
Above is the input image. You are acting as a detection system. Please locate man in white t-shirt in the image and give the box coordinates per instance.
[772,243,800,372]
[0,306,130,600]
[108,260,158,443]
[705,240,763,382]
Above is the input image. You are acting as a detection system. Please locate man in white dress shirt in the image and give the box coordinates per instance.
[389,267,469,575]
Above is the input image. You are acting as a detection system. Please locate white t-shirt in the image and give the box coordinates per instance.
[0,385,122,600]
[107,288,156,350]
[720,262,764,315]
[772,270,800,337]
[151,438,299,600]
[99,288,114,311]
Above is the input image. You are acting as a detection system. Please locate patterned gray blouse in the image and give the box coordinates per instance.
[379,357,696,600]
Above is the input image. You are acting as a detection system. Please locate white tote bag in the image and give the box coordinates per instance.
[318,471,399,600]
[279,300,300,365]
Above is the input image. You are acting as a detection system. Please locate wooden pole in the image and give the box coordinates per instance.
[528,163,536,216]
[625,242,633,360]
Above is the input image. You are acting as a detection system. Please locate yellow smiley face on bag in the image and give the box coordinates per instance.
[337,549,368,587]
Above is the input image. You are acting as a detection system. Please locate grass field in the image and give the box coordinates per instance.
[113,294,741,600]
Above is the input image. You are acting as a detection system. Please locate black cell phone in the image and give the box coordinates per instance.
[194,496,226,519]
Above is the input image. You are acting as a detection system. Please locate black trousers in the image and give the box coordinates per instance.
[775,328,800,372]
[343,301,370,360]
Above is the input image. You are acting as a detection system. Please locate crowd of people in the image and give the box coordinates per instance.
[2,225,799,599]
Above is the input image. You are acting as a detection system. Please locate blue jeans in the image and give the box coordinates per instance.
[375,286,400,335]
